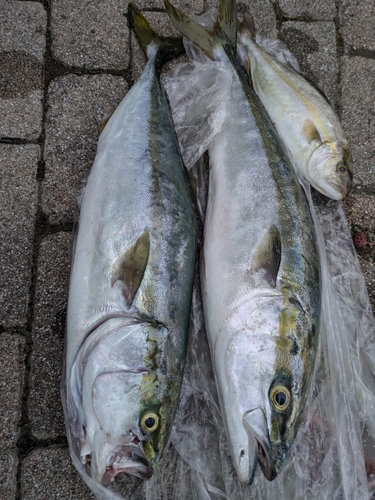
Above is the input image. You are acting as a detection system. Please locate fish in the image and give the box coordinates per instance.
[164,0,321,484]
[237,10,352,200]
[63,3,197,486]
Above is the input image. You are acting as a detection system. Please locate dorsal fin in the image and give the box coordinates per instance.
[111,231,150,305]
[302,118,323,144]
[249,225,281,288]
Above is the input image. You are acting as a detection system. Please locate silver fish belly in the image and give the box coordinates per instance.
[64,34,196,485]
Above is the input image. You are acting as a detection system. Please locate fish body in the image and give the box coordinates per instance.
[165,0,321,484]
[238,14,352,200]
[64,5,196,485]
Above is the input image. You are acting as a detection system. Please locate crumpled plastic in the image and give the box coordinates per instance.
[62,29,375,500]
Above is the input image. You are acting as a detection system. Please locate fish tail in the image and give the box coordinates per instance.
[128,2,184,63]
[163,0,236,59]
[237,7,256,41]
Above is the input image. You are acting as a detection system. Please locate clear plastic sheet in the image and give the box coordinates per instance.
[62,32,375,500]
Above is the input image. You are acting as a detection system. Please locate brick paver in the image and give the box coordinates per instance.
[1,0,375,498]
[0,334,25,499]
[0,145,39,327]
[0,1,46,140]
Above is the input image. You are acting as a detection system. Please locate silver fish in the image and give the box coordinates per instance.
[165,0,321,485]
[238,10,352,200]
[63,4,196,486]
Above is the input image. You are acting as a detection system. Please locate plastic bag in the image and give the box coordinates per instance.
[62,31,375,500]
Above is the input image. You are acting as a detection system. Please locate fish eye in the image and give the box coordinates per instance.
[336,162,348,175]
[140,412,159,433]
[270,386,290,411]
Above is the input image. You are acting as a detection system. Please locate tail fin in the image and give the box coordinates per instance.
[237,8,256,41]
[163,0,237,59]
[128,2,184,63]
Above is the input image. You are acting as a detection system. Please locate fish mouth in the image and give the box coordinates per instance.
[89,442,153,485]
[326,173,353,200]
[243,408,276,482]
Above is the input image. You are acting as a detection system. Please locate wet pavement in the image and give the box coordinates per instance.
[1,0,375,498]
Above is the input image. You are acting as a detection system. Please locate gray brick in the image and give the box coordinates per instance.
[0,447,18,500]
[51,0,129,69]
[42,75,128,224]
[21,447,95,500]
[0,333,25,500]
[345,190,375,310]
[357,257,375,314]
[137,0,203,11]
[341,0,375,51]
[29,233,71,439]
[0,1,46,140]
[0,145,39,327]
[281,21,338,108]
[278,0,335,20]
[0,334,26,444]
[345,192,375,234]
[341,56,375,187]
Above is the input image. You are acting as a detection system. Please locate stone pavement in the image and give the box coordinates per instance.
[1,0,375,498]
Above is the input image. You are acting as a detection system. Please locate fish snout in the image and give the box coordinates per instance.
[90,436,153,484]
[243,408,276,482]
[233,432,258,485]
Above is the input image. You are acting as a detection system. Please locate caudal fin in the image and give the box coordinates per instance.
[163,0,237,59]
[128,2,184,62]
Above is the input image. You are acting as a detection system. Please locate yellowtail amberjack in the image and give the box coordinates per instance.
[237,10,352,200]
[63,4,196,486]
[165,0,321,484]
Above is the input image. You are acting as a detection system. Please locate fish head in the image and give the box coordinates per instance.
[68,317,182,484]
[218,294,318,484]
[307,142,352,200]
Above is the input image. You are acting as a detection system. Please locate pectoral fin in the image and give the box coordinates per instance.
[250,225,281,288]
[302,118,322,144]
[111,231,150,305]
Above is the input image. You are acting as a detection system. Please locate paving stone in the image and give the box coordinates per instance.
[341,0,375,51]
[278,0,335,20]
[0,333,25,500]
[341,56,375,187]
[29,232,71,439]
[51,0,129,69]
[0,447,18,500]
[0,145,39,327]
[137,0,203,11]
[0,1,46,140]
[357,257,375,314]
[281,21,338,108]
[345,190,375,310]
[345,191,375,233]
[0,334,26,444]
[42,74,128,224]
[21,447,95,500]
